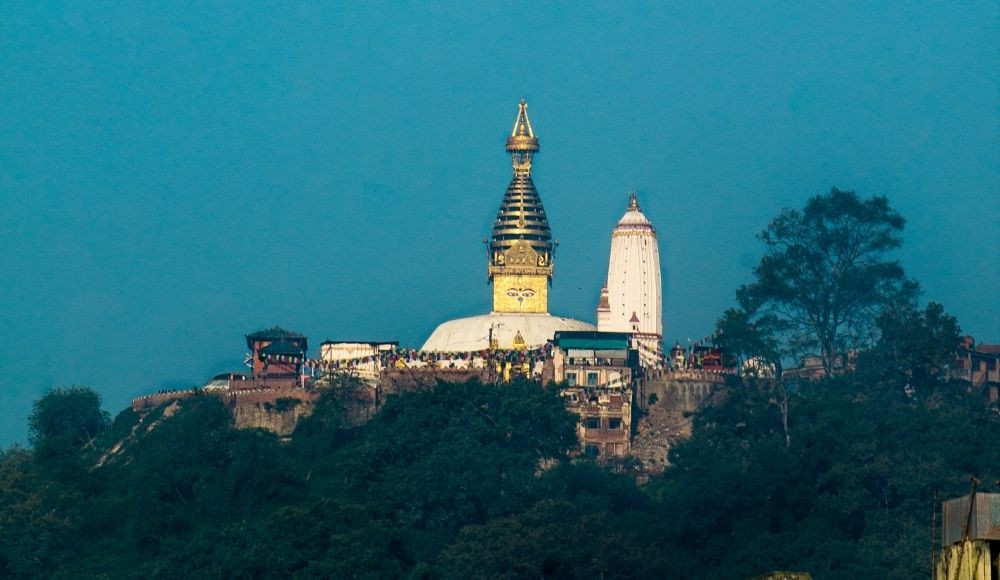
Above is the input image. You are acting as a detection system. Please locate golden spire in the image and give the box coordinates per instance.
[628,191,641,212]
[506,98,539,176]
[488,99,554,314]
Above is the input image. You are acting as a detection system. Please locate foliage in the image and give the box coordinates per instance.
[856,301,962,396]
[725,188,919,374]
[1,323,997,579]
[653,309,997,579]
[29,386,110,460]
[0,379,582,578]
[715,306,784,372]
[266,397,301,413]
[0,445,68,577]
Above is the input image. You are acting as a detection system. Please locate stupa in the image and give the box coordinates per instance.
[421,100,594,351]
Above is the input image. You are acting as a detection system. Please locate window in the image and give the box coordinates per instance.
[608,418,622,430]
[566,373,577,386]
[586,372,599,386]
[585,417,601,429]
[585,444,600,457]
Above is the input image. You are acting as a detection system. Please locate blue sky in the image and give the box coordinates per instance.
[1,2,997,444]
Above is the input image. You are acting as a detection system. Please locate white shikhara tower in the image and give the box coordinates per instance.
[598,192,663,366]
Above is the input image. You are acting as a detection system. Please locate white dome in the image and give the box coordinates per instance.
[422,312,595,352]
[616,207,652,227]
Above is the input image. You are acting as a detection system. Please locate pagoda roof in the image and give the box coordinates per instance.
[246,326,307,350]
[260,338,306,357]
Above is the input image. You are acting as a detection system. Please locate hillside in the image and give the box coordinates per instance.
[3,319,999,580]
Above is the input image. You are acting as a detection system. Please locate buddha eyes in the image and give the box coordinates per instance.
[505,288,536,298]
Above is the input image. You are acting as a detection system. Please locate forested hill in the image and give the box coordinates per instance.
[2,305,998,579]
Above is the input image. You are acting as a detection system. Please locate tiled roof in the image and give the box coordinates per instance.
[260,338,306,357]
[246,326,305,341]
[246,326,308,350]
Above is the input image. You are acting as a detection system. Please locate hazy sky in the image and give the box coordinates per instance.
[1,2,997,445]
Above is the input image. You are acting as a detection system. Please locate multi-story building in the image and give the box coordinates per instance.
[954,336,1000,405]
[245,326,307,383]
[551,331,639,457]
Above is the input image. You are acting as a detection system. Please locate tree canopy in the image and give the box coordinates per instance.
[725,188,919,374]
[29,386,109,453]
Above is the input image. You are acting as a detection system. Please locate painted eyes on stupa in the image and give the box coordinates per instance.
[506,288,536,301]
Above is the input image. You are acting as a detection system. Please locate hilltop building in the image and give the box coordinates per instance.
[597,193,664,366]
[126,102,741,468]
[422,99,593,351]
[132,326,318,436]
[954,336,1000,405]
[320,340,398,382]
[246,326,307,385]
[551,331,639,457]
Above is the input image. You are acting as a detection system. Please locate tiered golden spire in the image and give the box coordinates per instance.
[488,100,554,313]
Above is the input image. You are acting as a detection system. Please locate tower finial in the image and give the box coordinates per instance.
[628,191,641,211]
[506,99,539,176]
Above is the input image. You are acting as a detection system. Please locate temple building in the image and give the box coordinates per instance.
[597,193,664,366]
[422,100,594,351]
[246,326,308,382]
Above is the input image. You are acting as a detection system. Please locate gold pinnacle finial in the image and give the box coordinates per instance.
[506,99,539,176]
[509,98,536,139]
[628,191,641,211]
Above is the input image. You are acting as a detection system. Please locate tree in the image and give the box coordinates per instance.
[715,307,782,374]
[5,362,999,578]
[439,464,686,579]
[730,188,918,375]
[650,343,1000,579]
[0,445,65,578]
[28,386,109,460]
[857,302,961,396]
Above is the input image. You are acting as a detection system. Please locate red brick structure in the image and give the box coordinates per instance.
[245,326,307,381]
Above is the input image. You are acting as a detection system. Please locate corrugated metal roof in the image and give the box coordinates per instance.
[942,493,1000,546]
